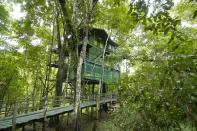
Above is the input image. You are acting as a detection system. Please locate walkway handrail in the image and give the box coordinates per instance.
[0,93,116,120]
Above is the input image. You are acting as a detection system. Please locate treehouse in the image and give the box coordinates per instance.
[68,28,120,86]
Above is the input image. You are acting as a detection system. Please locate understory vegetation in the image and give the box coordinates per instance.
[0,0,197,130]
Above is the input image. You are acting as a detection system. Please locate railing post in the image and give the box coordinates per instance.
[32,97,35,111]
[88,96,90,101]
[0,100,3,116]
[111,92,113,99]
[12,100,18,131]
[25,97,29,113]
[5,101,8,117]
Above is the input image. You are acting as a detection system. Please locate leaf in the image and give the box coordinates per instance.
[0,4,9,33]
[192,10,197,19]
[175,19,181,25]
[168,34,175,44]
[164,27,170,35]
[128,4,133,14]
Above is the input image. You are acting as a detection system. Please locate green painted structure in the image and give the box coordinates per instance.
[69,28,120,84]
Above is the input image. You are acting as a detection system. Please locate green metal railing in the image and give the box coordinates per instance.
[68,61,120,84]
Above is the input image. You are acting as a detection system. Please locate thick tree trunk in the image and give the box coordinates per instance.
[57,0,98,130]
[48,12,65,126]
[74,0,99,130]
[74,28,89,131]
[64,53,70,97]
[56,12,64,99]
[44,16,55,99]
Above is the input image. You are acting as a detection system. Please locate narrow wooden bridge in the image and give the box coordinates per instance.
[0,93,116,130]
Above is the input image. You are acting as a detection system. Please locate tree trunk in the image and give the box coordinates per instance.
[97,35,110,118]
[56,12,64,99]
[64,53,70,97]
[44,16,55,99]
[118,64,122,107]
[32,70,39,111]
[74,27,89,131]
[74,0,99,130]
[48,12,65,126]
[57,0,98,130]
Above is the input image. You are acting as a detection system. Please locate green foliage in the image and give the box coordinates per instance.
[144,12,181,35]
[0,0,196,130]
[0,0,54,103]
[175,0,197,22]
[0,51,25,100]
[95,0,141,35]
[0,3,9,33]
[106,25,197,131]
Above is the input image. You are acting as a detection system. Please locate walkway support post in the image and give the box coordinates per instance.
[12,101,17,131]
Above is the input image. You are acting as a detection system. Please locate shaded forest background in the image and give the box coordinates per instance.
[0,0,197,130]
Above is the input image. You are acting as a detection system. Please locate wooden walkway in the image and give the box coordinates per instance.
[0,94,116,130]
